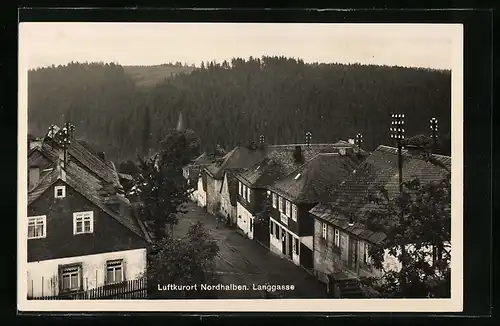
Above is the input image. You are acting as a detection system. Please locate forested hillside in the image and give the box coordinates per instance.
[28,57,451,163]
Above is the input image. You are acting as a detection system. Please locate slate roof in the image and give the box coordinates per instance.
[36,136,121,188]
[190,153,212,166]
[237,142,358,189]
[28,160,151,242]
[310,145,451,245]
[268,153,360,204]
[204,146,273,179]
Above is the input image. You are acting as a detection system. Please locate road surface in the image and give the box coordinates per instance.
[174,202,328,299]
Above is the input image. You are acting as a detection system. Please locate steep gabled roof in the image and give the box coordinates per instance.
[204,146,272,179]
[190,152,212,166]
[35,137,121,188]
[269,153,360,204]
[238,142,358,188]
[28,161,150,242]
[310,145,451,245]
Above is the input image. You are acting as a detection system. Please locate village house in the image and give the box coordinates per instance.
[309,140,451,297]
[235,141,359,244]
[181,153,212,206]
[203,144,273,216]
[26,125,152,298]
[266,152,361,271]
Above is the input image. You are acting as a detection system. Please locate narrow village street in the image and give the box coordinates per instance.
[174,202,328,299]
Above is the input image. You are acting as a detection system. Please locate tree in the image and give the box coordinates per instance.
[147,221,220,298]
[362,174,451,298]
[135,128,201,238]
[141,106,151,157]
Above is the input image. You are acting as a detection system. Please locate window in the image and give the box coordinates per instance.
[59,264,81,292]
[272,193,277,208]
[239,182,243,195]
[293,237,299,254]
[54,185,66,198]
[292,204,298,221]
[106,259,125,284]
[28,215,46,239]
[276,225,281,240]
[285,200,291,217]
[270,221,274,236]
[247,187,251,202]
[278,196,283,212]
[250,218,254,232]
[334,229,340,247]
[242,185,247,200]
[362,242,370,264]
[322,222,327,239]
[73,211,94,235]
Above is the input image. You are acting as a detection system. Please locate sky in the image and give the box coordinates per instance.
[19,23,460,70]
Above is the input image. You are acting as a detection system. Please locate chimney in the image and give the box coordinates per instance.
[29,138,42,150]
[98,151,106,161]
[293,145,303,163]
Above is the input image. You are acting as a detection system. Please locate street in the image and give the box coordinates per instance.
[174,202,328,299]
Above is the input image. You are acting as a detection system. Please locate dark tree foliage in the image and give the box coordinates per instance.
[134,129,201,238]
[147,221,219,298]
[27,58,451,163]
[361,175,451,298]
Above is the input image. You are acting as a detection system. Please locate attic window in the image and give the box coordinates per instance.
[294,173,301,180]
[55,186,66,198]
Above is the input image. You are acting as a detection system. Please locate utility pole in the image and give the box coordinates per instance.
[390,114,405,193]
[390,113,407,281]
[355,133,363,152]
[430,118,438,153]
[305,131,312,147]
[58,126,71,168]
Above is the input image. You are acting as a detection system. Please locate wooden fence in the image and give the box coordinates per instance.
[28,278,148,300]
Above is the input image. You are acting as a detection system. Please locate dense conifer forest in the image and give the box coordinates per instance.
[28,56,451,163]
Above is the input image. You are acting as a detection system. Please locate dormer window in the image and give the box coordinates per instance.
[54,185,66,198]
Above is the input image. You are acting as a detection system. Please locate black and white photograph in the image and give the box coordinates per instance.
[18,21,463,312]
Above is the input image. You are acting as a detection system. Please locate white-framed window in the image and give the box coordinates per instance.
[73,211,94,235]
[247,187,251,202]
[242,185,247,200]
[285,200,291,217]
[276,224,281,240]
[293,237,299,254]
[291,204,298,221]
[60,264,81,292]
[278,196,283,212]
[28,215,46,239]
[54,185,66,198]
[270,221,274,236]
[106,259,125,284]
[321,222,327,239]
[334,229,340,247]
[272,193,277,208]
[238,182,243,195]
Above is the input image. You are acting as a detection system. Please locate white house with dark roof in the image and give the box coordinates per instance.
[26,126,152,298]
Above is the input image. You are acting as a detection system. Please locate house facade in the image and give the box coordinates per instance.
[235,142,359,246]
[26,126,151,298]
[309,144,451,294]
[203,146,272,216]
[182,153,212,207]
[267,152,360,271]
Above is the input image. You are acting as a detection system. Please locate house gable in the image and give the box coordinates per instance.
[27,179,148,262]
